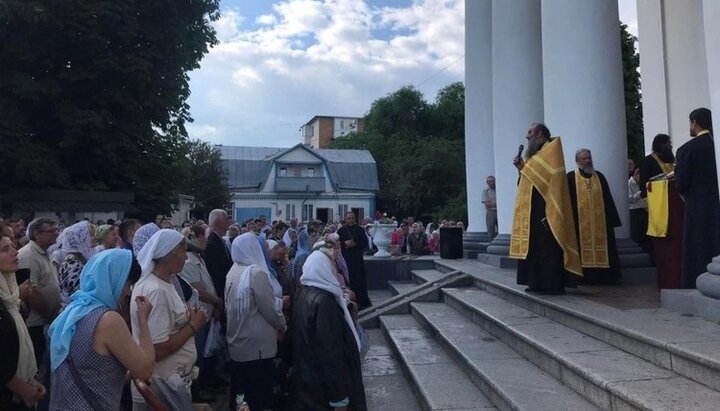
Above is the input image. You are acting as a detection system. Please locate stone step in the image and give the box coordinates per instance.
[380,315,497,411]
[411,269,446,285]
[410,302,600,411]
[434,258,720,393]
[389,281,419,296]
[442,287,720,411]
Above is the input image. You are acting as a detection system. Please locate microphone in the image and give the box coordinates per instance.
[516,144,524,159]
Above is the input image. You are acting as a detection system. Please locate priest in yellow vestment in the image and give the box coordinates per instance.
[510,123,582,295]
[567,149,622,285]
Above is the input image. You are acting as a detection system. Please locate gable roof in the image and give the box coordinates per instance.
[217,144,378,192]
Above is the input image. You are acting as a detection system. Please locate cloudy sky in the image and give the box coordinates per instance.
[186,0,638,148]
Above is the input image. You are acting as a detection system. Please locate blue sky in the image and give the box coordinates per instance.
[185,0,638,148]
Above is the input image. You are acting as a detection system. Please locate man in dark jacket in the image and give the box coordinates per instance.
[203,209,233,297]
[337,212,370,309]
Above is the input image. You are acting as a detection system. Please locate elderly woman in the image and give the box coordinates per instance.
[0,225,46,411]
[291,247,366,410]
[48,250,155,410]
[55,221,97,305]
[129,230,208,411]
[94,224,119,252]
[226,233,286,411]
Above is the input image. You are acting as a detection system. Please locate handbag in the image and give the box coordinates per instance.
[150,373,194,411]
[203,319,223,358]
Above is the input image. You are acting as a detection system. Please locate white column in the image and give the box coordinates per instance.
[637,0,669,153]
[463,0,494,235]
[487,0,543,254]
[541,0,629,238]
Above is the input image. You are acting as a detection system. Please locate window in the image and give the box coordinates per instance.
[291,205,296,218]
[293,167,302,177]
[302,204,314,222]
[278,167,287,177]
[307,168,315,177]
[286,204,291,219]
[338,204,348,217]
[340,120,345,129]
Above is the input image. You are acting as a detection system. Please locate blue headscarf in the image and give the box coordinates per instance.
[289,230,313,280]
[257,233,278,279]
[48,249,133,371]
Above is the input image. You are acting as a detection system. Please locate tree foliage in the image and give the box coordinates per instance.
[0,0,220,215]
[621,22,644,162]
[181,140,231,219]
[330,83,467,222]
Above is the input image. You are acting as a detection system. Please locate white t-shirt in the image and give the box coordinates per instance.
[130,274,197,402]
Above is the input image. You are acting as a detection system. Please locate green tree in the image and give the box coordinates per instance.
[182,140,231,219]
[330,83,467,222]
[0,0,220,215]
[621,22,644,162]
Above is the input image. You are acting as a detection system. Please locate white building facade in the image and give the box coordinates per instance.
[219,144,377,224]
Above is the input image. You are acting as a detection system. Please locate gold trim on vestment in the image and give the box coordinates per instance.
[574,169,609,268]
[650,153,674,175]
[509,137,582,276]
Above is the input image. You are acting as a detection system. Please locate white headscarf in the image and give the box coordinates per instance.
[136,229,185,281]
[231,233,282,311]
[301,251,361,352]
[50,221,95,265]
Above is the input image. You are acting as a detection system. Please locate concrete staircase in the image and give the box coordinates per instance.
[371,262,720,411]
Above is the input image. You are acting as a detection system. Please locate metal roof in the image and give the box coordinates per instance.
[217,144,378,192]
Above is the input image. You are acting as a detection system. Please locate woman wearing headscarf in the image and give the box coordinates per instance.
[48,249,155,410]
[0,226,46,410]
[225,232,286,411]
[289,227,319,290]
[129,230,208,411]
[132,223,160,257]
[291,246,367,410]
[56,221,97,305]
[94,224,119,253]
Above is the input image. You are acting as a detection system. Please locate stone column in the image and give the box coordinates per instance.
[541,0,629,238]
[486,0,543,260]
[463,0,494,256]
[696,0,720,298]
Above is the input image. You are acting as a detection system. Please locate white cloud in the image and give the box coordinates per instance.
[187,0,635,148]
[187,0,465,147]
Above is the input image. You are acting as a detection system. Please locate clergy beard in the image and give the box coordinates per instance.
[525,138,543,158]
[579,163,595,175]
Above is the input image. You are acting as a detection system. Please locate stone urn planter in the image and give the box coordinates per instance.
[369,222,397,258]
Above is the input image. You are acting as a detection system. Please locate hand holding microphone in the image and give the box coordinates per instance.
[513,144,525,171]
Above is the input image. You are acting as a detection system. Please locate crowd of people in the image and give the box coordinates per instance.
[2,209,419,410]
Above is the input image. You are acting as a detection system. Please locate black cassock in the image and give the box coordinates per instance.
[338,224,371,308]
[516,187,577,294]
[567,170,622,285]
[675,133,720,288]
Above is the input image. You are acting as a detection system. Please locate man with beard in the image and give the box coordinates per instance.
[510,123,582,294]
[337,211,371,308]
[675,107,720,288]
[639,133,675,197]
[567,149,622,285]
